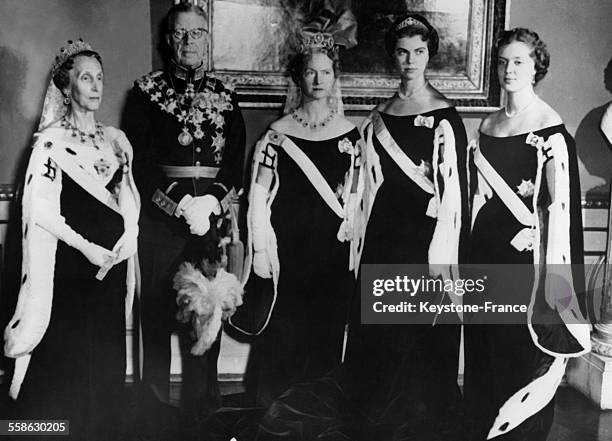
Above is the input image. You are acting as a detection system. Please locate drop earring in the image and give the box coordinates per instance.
[63,95,71,106]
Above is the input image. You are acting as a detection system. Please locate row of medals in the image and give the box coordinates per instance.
[177,80,203,147]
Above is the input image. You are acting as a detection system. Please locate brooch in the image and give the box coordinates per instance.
[93,158,112,179]
[516,179,535,198]
[338,137,355,155]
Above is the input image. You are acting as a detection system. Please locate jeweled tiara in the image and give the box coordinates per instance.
[395,16,428,32]
[51,38,92,75]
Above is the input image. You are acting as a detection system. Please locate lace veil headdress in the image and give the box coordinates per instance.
[38,39,94,131]
[283,0,358,115]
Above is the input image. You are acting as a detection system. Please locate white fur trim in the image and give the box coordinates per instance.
[429,120,461,266]
[3,129,140,398]
[487,357,566,439]
[353,114,383,271]
[476,132,590,439]
[601,102,612,145]
[229,130,280,335]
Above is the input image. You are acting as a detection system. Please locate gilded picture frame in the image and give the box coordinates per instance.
[206,0,509,111]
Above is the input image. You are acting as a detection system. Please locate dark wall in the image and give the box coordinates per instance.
[0,0,151,182]
[1,0,611,197]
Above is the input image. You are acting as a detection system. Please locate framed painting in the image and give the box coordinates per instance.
[206,0,510,111]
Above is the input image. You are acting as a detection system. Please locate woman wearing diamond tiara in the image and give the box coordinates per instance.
[337,13,469,439]
[464,28,590,440]
[233,6,360,408]
[251,13,470,441]
[4,40,139,439]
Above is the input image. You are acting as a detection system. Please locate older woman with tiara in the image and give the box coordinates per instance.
[233,2,360,411]
[4,40,139,439]
[464,28,590,441]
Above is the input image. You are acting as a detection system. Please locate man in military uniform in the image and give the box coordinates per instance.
[122,1,245,421]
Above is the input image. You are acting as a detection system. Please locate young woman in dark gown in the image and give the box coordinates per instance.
[341,14,469,440]
[4,41,140,440]
[464,28,590,441]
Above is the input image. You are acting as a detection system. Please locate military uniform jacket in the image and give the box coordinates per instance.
[123,67,246,222]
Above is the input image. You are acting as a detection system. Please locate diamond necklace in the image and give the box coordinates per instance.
[61,115,104,150]
[290,108,337,130]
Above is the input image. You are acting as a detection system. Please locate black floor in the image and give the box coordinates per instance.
[118,384,611,441]
[1,383,610,440]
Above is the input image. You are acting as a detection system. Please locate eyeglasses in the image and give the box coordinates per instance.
[171,28,208,40]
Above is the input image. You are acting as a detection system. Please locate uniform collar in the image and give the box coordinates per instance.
[169,60,207,82]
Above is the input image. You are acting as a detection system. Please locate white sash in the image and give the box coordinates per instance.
[279,136,344,219]
[472,146,534,227]
[46,139,122,215]
[371,111,435,195]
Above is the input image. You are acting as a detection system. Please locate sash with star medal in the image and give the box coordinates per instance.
[371,111,437,217]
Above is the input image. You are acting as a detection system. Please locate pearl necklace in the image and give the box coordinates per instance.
[290,108,337,130]
[397,80,429,100]
[504,94,538,118]
[61,116,105,150]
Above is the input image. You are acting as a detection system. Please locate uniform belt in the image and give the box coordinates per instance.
[161,165,219,178]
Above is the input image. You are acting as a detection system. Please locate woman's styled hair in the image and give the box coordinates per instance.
[497,27,550,84]
[288,48,340,86]
[385,14,439,57]
[52,50,103,94]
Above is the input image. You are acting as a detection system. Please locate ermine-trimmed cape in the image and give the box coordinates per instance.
[4,126,140,399]
[470,131,590,439]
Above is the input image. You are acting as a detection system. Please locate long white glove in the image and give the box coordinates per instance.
[33,200,116,267]
[113,226,139,263]
[81,241,117,267]
[182,194,222,236]
[251,183,272,279]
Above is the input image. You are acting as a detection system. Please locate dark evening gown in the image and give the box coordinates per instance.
[245,128,360,408]
[251,108,469,441]
[464,125,585,441]
[342,108,468,440]
[14,174,127,441]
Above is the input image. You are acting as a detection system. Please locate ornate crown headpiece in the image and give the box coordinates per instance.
[299,32,336,53]
[51,38,93,75]
[395,16,428,32]
[297,0,357,54]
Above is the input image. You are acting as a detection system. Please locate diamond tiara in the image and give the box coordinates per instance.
[299,32,335,53]
[51,38,93,75]
[395,17,428,32]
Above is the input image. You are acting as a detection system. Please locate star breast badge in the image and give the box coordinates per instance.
[416,159,432,178]
[516,179,535,198]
